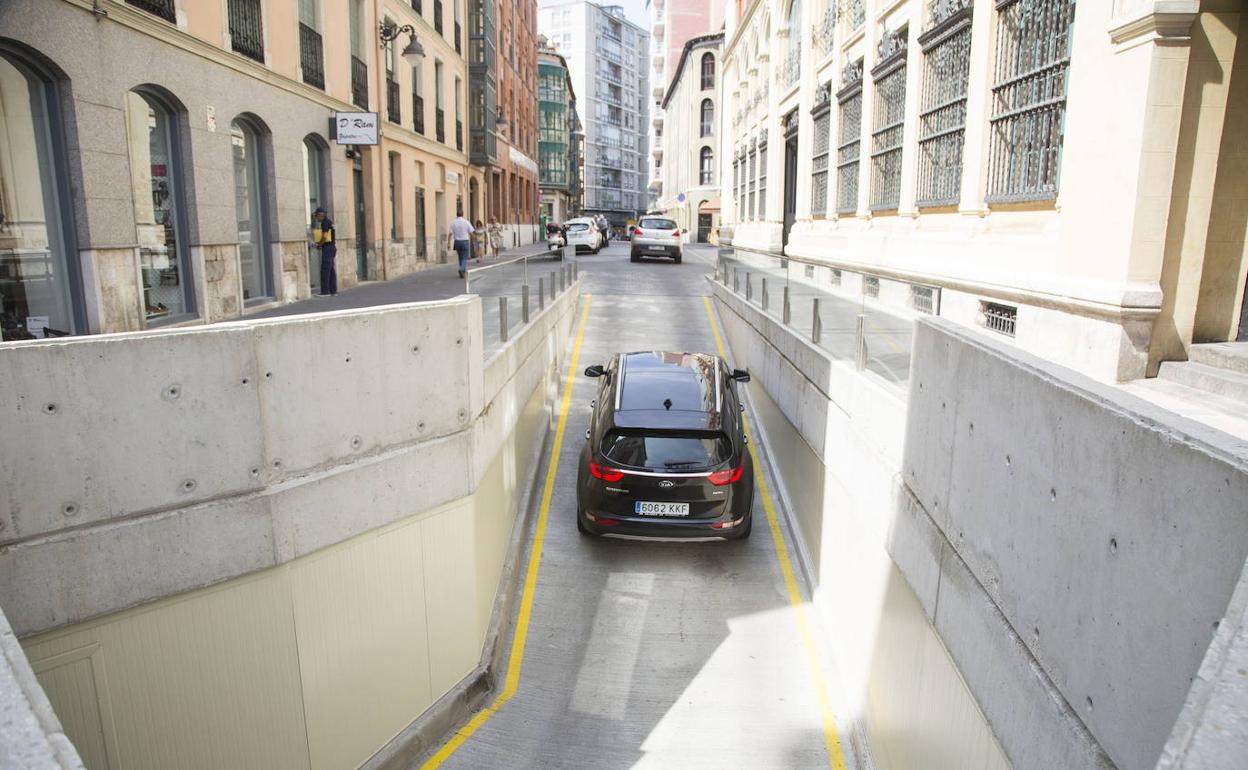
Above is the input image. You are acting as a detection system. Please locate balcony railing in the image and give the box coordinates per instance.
[815,6,836,53]
[456,119,463,151]
[434,0,444,34]
[126,0,175,22]
[228,0,265,63]
[386,78,401,123]
[780,44,801,90]
[414,93,425,135]
[351,56,369,109]
[299,24,325,89]
[436,107,446,143]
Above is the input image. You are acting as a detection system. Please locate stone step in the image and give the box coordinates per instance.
[1189,342,1248,375]
[1157,360,1248,403]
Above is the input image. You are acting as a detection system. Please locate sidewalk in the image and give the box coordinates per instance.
[246,241,555,320]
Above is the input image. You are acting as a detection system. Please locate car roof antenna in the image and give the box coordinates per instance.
[663,398,673,410]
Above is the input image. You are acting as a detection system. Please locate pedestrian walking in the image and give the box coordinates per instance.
[448,209,475,279]
[473,219,487,264]
[312,207,337,296]
[488,217,503,256]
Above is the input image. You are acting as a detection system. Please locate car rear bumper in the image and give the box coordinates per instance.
[579,508,750,538]
[632,243,680,256]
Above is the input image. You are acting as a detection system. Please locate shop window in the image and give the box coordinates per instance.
[0,48,80,340]
[126,88,195,324]
[231,116,274,303]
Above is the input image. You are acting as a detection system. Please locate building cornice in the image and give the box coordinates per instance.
[1108,1,1199,53]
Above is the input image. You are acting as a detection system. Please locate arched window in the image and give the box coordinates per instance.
[231,115,274,303]
[302,134,328,292]
[0,45,81,339]
[126,87,195,323]
[700,99,714,137]
[700,52,715,90]
[699,146,714,185]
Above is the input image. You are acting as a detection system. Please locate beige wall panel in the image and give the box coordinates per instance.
[23,574,310,770]
[421,503,482,698]
[290,520,432,770]
[33,648,113,770]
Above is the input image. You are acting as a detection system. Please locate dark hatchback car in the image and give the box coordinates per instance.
[576,351,754,539]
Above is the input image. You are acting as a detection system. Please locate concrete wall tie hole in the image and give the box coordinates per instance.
[241,377,250,385]
[350,436,362,450]
[456,337,463,346]
[1086,696,1093,711]
[1005,454,1012,466]
[1109,537,1118,553]
[265,372,273,379]
[180,479,196,494]
[411,345,420,354]
[61,503,78,517]
[417,421,426,431]
[1032,627,1040,643]
[163,384,181,401]
[249,467,260,478]
[43,403,58,415]
[273,460,282,469]
[1050,488,1057,502]
[345,355,352,363]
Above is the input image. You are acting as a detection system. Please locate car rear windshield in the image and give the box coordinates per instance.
[601,430,732,471]
[567,223,590,232]
[638,218,677,230]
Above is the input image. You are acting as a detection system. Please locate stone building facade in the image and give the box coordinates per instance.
[720,0,1248,382]
[656,33,724,242]
[0,0,481,340]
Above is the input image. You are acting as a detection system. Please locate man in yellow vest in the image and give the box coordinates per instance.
[312,207,337,296]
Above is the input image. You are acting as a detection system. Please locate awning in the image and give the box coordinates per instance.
[699,198,721,212]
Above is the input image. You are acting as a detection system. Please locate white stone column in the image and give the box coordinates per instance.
[896,0,926,216]
[856,1,879,217]
[957,0,996,214]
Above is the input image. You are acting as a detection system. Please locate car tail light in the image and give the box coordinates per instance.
[586,512,620,526]
[590,463,625,482]
[711,517,744,530]
[671,230,680,237]
[708,466,743,486]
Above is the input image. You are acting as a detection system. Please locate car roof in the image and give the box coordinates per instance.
[612,352,723,425]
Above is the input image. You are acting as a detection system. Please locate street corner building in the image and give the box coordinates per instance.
[718,0,1248,383]
[0,0,495,339]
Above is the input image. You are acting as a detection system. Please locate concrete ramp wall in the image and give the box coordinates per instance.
[0,284,580,769]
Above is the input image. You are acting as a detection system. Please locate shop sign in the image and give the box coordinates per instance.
[331,112,379,145]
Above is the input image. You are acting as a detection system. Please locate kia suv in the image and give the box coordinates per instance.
[576,351,754,539]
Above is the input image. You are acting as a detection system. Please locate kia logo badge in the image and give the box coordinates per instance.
[659,480,675,488]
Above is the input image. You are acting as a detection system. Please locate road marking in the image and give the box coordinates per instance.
[421,294,593,769]
[702,296,848,770]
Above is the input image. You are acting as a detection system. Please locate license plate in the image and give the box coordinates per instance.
[647,246,666,252]
[635,501,690,516]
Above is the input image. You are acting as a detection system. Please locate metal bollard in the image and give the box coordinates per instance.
[746,272,753,301]
[855,313,867,370]
[812,298,822,343]
[549,271,556,300]
[733,267,740,293]
[499,296,509,343]
[538,277,545,312]
[522,284,530,323]
[761,278,769,311]
[783,285,791,325]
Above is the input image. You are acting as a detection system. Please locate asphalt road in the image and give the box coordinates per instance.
[426,241,854,770]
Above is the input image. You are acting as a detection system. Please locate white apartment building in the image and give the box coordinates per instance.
[539,1,651,227]
[720,0,1247,383]
[656,33,725,242]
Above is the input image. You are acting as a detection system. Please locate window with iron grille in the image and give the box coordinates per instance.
[917,4,972,207]
[911,284,935,314]
[980,300,1017,336]
[830,268,842,286]
[748,148,757,221]
[810,104,831,217]
[987,0,1075,202]
[299,23,325,89]
[127,0,176,23]
[870,28,907,211]
[757,142,767,220]
[434,0,444,35]
[228,0,265,63]
[351,57,369,109]
[836,66,863,214]
[387,77,401,123]
[863,275,880,298]
[700,147,714,186]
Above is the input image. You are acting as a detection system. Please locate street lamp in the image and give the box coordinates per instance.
[379,22,426,64]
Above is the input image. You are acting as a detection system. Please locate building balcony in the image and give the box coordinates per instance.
[652,18,664,37]
[651,144,663,159]
[652,83,664,99]
[651,113,663,128]
[648,178,662,192]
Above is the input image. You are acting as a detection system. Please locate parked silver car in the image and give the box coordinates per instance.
[630,217,684,263]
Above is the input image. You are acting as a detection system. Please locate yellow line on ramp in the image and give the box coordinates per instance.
[702,295,848,770]
[421,294,593,769]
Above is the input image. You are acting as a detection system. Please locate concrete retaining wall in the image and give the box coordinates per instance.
[902,318,1248,770]
[0,282,580,768]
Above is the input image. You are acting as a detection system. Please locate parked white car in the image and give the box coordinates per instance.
[564,218,604,254]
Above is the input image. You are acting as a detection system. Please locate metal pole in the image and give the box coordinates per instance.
[733,267,739,293]
[539,277,545,311]
[855,313,867,370]
[522,284,530,323]
[499,296,509,343]
[783,285,791,324]
[550,271,557,299]
[761,278,769,311]
[812,298,822,343]
[746,272,753,302]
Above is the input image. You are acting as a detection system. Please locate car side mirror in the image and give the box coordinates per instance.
[731,368,751,383]
[584,364,605,378]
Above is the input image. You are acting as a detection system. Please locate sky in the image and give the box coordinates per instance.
[538,0,651,30]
